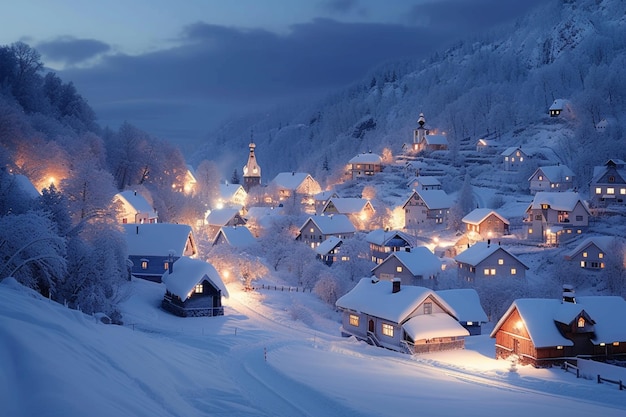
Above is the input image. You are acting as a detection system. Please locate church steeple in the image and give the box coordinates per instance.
[242,131,261,192]
[413,112,428,144]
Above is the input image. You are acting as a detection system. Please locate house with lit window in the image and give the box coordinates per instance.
[295,214,356,248]
[365,229,414,264]
[184,165,198,195]
[123,223,197,282]
[114,190,158,224]
[528,164,575,194]
[501,147,529,172]
[402,189,453,231]
[348,152,383,180]
[314,190,340,215]
[454,241,528,282]
[548,98,572,117]
[462,208,510,239]
[161,256,228,317]
[563,236,617,271]
[216,183,247,208]
[589,159,626,208]
[406,175,441,191]
[211,226,256,249]
[315,236,345,266]
[267,172,322,211]
[321,197,376,231]
[437,289,488,335]
[475,138,498,153]
[490,286,626,367]
[336,277,469,355]
[371,247,441,288]
[403,112,448,154]
[206,208,247,240]
[524,191,591,245]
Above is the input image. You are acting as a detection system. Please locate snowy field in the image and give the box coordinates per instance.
[2,276,626,417]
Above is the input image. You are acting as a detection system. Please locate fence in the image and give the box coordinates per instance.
[248,284,312,293]
[563,359,626,391]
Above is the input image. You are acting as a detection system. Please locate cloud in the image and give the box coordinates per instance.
[319,0,361,14]
[37,36,111,66]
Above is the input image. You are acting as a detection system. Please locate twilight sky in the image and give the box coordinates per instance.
[4,0,544,148]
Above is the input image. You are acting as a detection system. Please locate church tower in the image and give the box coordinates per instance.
[242,133,261,192]
[413,112,428,145]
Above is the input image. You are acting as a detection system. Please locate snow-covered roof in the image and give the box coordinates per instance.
[491,296,626,347]
[403,313,469,341]
[422,135,448,146]
[376,247,441,277]
[528,191,588,212]
[403,189,453,210]
[476,138,497,147]
[454,242,528,269]
[349,152,382,164]
[336,278,456,324]
[214,226,255,248]
[123,223,194,257]
[462,208,509,226]
[206,208,241,226]
[12,174,41,198]
[315,236,342,255]
[564,236,616,259]
[314,190,340,200]
[300,214,356,235]
[591,159,626,183]
[115,190,157,217]
[365,229,413,246]
[532,165,574,182]
[437,289,488,323]
[161,257,228,300]
[324,198,373,214]
[500,146,527,157]
[549,99,568,110]
[271,172,315,190]
[219,183,246,200]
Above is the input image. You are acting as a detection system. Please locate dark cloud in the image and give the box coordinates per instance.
[320,0,361,14]
[37,36,111,65]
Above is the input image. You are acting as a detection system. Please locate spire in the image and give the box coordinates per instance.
[243,130,261,191]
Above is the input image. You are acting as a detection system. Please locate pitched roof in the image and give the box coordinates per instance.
[324,198,373,214]
[530,165,575,182]
[206,208,241,226]
[365,229,413,246]
[115,190,157,217]
[123,223,194,257]
[421,134,448,145]
[349,152,383,164]
[454,242,528,269]
[462,208,509,225]
[564,236,616,259]
[219,183,246,200]
[271,172,315,190]
[549,99,568,110]
[13,174,41,198]
[336,278,456,324]
[314,190,340,200]
[402,189,453,210]
[403,313,469,341]
[161,257,228,300]
[375,247,441,277]
[528,191,589,212]
[591,159,626,183]
[500,146,527,157]
[315,236,342,256]
[300,214,356,235]
[436,289,488,323]
[213,226,255,248]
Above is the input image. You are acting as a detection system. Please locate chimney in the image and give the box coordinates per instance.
[392,278,401,293]
[136,225,139,234]
[562,284,576,304]
[487,239,491,247]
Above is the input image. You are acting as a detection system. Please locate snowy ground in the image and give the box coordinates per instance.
[2,276,626,417]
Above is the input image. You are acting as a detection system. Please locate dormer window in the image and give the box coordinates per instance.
[577,317,585,328]
[609,176,615,183]
[195,284,203,293]
[541,204,549,209]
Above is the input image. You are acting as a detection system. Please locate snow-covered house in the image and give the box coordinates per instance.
[321,197,375,231]
[243,206,284,237]
[216,183,247,208]
[462,208,510,239]
[348,152,383,180]
[10,173,41,198]
[211,226,256,249]
[206,208,247,240]
[268,172,321,211]
[161,257,228,317]
[548,98,571,117]
[563,236,617,271]
[475,138,498,153]
[589,159,626,208]
[123,223,197,282]
[365,229,414,264]
[528,164,575,194]
[501,147,529,172]
[404,112,448,154]
[524,191,591,245]
[454,241,528,282]
[296,214,356,248]
[402,189,452,231]
[371,247,441,287]
[336,277,469,354]
[437,289,488,335]
[114,190,158,224]
[491,286,626,367]
[406,175,441,191]
[314,190,340,215]
[184,164,197,195]
[315,236,344,266]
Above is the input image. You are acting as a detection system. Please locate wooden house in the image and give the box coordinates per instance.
[268,172,321,212]
[402,189,452,231]
[216,183,247,208]
[491,287,626,367]
[589,159,626,208]
[123,223,197,282]
[454,241,528,282]
[296,214,356,248]
[437,289,488,335]
[211,226,256,249]
[462,208,510,239]
[206,208,247,240]
[184,164,197,195]
[371,247,442,287]
[475,138,498,153]
[336,277,469,355]
[524,191,591,245]
[314,190,340,215]
[161,257,228,317]
[321,197,376,231]
[501,147,529,172]
[315,236,345,266]
[365,229,414,264]
[548,99,571,117]
[406,175,441,191]
[348,152,383,180]
[528,165,575,194]
[114,190,158,224]
[563,236,617,271]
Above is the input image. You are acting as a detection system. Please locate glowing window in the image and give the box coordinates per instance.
[310,228,314,233]
[491,268,496,275]
[621,188,626,195]
[194,284,203,293]
[382,323,394,337]
[580,261,586,268]
[528,228,533,234]
[577,317,585,328]
[341,256,349,261]
[141,260,148,269]
[349,314,359,327]
[538,175,543,181]
[556,345,563,350]
[599,253,604,259]
[520,157,524,162]
[498,259,504,265]
[613,342,620,347]
[607,188,615,195]
[484,268,491,275]
[541,204,549,209]
[511,268,517,275]
[582,252,588,258]
[396,266,403,273]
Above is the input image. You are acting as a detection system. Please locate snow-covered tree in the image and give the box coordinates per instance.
[61,162,117,226]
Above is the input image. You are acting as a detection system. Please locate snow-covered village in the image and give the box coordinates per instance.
[2,1,626,416]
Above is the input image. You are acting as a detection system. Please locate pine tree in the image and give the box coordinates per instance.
[231,168,240,184]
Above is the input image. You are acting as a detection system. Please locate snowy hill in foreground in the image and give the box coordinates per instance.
[2,276,625,417]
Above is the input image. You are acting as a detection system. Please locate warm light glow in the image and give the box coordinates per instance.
[223,270,230,279]
[514,320,524,331]
[216,202,224,210]
[48,176,56,185]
